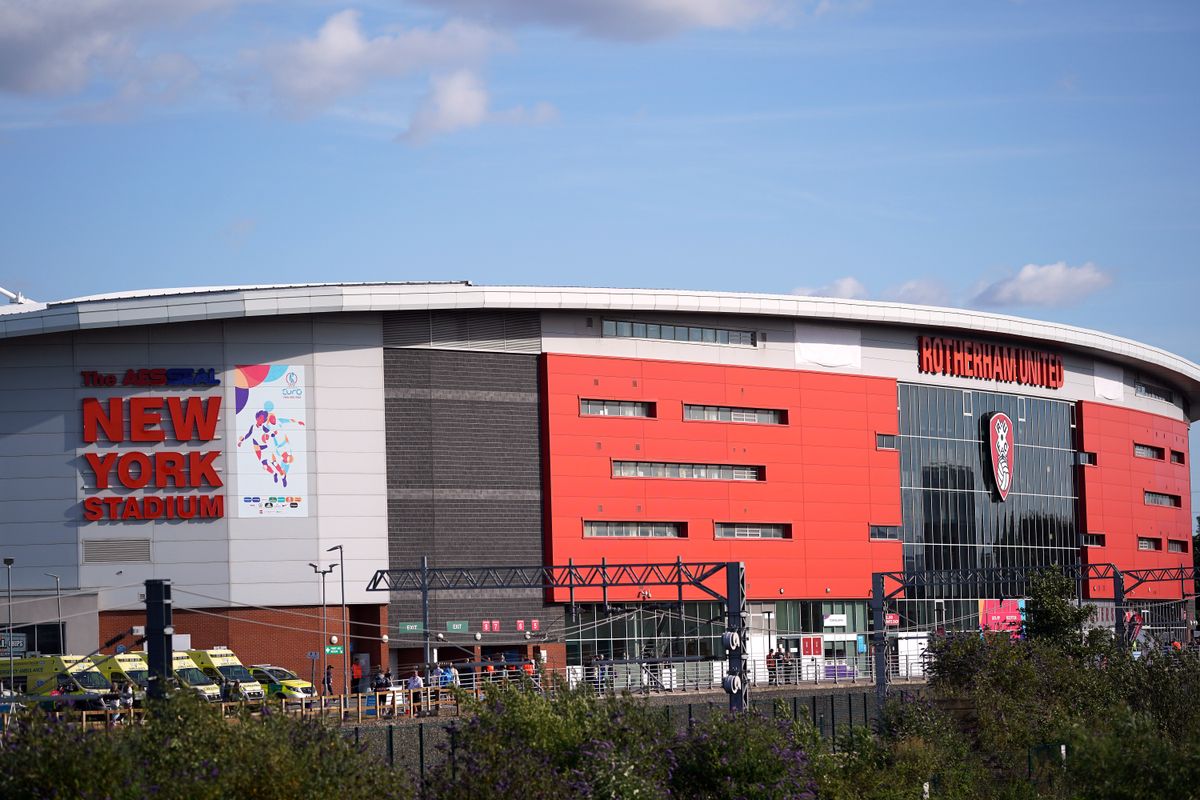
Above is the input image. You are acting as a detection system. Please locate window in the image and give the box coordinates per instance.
[869,525,902,541]
[876,434,899,450]
[584,521,684,538]
[580,399,656,418]
[602,319,757,347]
[1081,533,1106,548]
[1171,450,1185,465]
[1168,540,1188,554]
[611,461,764,481]
[683,404,786,425]
[715,523,790,539]
[1077,452,1097,466]
[963,392,973,417]
[1137,537,1162,551]
[1144,491,1182,508]
[1133,443,1165,460]
[1135,380,1174,403]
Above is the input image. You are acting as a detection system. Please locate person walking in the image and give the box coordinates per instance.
[323,665,334,697]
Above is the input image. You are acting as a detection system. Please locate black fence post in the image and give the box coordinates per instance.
[419,722,426,788]
[387,724,394,768]
[792,696,798,722]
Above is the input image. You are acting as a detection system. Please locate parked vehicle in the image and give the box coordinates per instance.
[4,655,116,710]
[135,651,222,702]
[249,664,316,701]
[90,652,150,702]
[187,648,266,701]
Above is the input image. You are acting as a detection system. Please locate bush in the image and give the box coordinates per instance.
[0,692,412,800]
[669,711,815,799]
[427,681,819,800]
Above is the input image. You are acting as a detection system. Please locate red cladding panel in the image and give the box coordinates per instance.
[543,354,902,602]
[1078,402,1192,601]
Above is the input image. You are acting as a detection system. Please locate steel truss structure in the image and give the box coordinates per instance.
[367,558,750,711]
[870,563,1200,705]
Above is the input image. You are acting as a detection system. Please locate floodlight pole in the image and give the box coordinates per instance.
[327,545,349,696]
[310,562,336,694]
[4,558,13,693]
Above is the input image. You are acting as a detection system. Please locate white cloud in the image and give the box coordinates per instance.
[0,0,227,95]
[793,276,869,300]
[883,278,950,306]
[256,11,503,115]
[400,68,557,144]
[971,261,1113,307]
[410,0,778,40]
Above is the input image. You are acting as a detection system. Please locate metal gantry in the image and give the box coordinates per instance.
[367,557,750,711]
[870,563,1200,706]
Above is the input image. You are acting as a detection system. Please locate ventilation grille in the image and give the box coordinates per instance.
[83,539,152,563]
[383,310,541,353]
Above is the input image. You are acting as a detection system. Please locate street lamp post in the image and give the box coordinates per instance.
[309,562,336,696]
[326,545,349,696]
[4,558,14,693]
[44,573,61,653]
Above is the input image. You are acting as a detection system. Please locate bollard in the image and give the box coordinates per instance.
[387,724,394,768]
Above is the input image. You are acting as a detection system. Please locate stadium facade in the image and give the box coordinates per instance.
[0,283,1195,687]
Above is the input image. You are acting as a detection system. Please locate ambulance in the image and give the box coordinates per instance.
[5,655,116,710]
[90,652,150,701]
[187,648,266,701]
[249,664,316,701]
[134,651,222,702]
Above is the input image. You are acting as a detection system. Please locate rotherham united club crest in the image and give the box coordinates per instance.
[988,412,1015,501]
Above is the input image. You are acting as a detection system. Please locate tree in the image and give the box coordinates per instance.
[1024,569,1093,645]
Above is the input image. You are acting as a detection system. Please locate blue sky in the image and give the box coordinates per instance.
[1,1,1198,505]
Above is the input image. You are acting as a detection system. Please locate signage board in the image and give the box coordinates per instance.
[234,364,309,517]
[397,621,423,633]
[823,613,848,628]
[917,335,1063,390]
[0,632,27,657]
[516,620,525,632]
[80,369,224,521]
[306,651,320,660]
[884,613,900,627]
[325,645,344,656]
[446,621,469,633]
[531,619,540,632]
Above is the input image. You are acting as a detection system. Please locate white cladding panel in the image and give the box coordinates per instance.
[0,315,388,612]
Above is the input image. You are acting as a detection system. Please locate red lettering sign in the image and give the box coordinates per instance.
[917,336,1063,390]
[80,394,224,521]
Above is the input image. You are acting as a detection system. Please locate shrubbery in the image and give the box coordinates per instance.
[0,693,412,800]
[426,682,816,800]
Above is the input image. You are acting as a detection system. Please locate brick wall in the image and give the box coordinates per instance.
[99,603,386,693]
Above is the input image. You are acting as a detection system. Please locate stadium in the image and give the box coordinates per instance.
[0,282,1195,690]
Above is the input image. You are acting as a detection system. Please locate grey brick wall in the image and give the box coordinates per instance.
[384,348,550,640]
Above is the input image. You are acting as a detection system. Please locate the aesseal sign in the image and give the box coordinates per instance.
[918,336,1063,390]
[80,368,224,521]
[987,412,1015,502]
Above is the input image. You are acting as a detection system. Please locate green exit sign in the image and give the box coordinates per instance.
[397,621,424,633]
[325,645,344,655]
[446,621,469,632]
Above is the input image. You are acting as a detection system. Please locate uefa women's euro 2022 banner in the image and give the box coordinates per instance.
[233,365,309,517]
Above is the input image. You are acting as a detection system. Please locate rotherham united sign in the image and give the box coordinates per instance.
[918,336,1063,390]
[987,412,1015,501]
